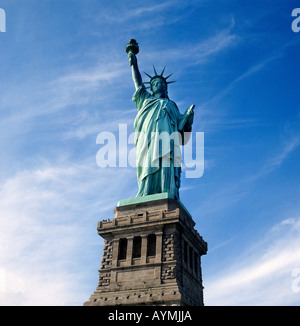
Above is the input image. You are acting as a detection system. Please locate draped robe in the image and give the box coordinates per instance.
[133,84,191,199]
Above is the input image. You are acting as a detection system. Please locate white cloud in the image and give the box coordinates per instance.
[0,159,136,305]
[204,218,300,305]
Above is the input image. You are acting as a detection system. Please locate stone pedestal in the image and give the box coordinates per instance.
[84,194,207,306]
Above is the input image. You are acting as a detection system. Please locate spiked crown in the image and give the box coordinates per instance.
[144,66,176,90]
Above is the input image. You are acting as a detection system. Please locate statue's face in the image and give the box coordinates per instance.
[151,78,167,95]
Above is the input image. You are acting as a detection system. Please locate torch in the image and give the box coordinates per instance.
[126,39,139,66]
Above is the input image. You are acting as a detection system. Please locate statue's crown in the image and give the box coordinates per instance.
[144,66,176,89]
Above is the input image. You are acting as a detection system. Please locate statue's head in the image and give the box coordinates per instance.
[144,66,175,98]
[150,76,168,96]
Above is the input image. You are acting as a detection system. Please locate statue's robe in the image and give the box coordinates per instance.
[133,84,191,199]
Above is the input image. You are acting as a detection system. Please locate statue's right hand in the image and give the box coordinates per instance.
[128,52,137,66]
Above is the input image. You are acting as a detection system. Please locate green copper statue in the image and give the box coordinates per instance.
[126,39,195,200]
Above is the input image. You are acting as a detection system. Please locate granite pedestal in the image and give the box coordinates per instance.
[84,194,207,306]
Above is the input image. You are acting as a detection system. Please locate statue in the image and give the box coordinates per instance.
[126,39,195,200]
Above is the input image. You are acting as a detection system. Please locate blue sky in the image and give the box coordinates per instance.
[0,0,300,305]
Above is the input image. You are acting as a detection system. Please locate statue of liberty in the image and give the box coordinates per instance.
[126,40,195,200]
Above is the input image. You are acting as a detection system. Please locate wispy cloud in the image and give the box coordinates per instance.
[128,1,176,17]
[266,137,300,171]
[141,23,237,67]
[1,57,128,126]
[200,40,297,114]
[205,218,300,305]
[93,0,187,26]
[55,62,127,86]
[196,130,300,218]
[0,158,136,305]
[49,61,129,111]
[243,133,300,186]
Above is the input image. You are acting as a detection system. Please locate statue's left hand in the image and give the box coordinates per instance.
[187,104,195,115]
[186,105,195,125]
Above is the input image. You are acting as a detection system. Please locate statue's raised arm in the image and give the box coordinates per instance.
[126,39,142,90]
